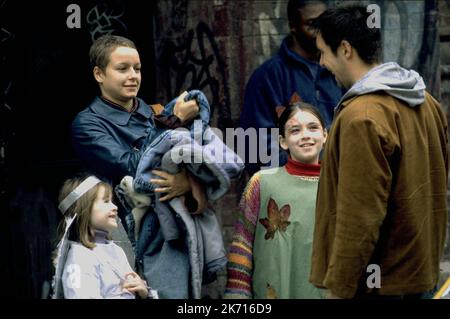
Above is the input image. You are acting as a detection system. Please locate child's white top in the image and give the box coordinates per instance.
[62,233,135,299]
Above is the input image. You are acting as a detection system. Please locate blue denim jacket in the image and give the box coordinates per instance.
[131,93,243,298]
[73,91,238,298]
[72,92,211,183]
[71,97,166,183]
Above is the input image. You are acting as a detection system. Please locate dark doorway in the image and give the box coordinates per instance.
[0,0,156,298]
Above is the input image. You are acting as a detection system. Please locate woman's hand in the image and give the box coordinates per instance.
[151,168,192,202]
[173,91,199,124]
[122,272,148,299]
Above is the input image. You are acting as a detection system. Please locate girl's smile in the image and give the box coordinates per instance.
[280,110,327,165]
[90,185,119,233]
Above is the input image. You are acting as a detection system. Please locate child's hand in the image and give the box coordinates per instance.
[173,91,199,124]
[122,272,149,299]
[151,168,191,201]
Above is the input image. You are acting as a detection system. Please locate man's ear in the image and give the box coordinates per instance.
[289,21,297,34]
[341,40,352,59]
[93,66,105,84]
[289,9,303,33]
[279,135,289,151]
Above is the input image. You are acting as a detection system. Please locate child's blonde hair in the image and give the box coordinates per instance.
[56,174,113,249]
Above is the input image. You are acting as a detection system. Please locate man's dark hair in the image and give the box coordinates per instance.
[313,6,381,64]
[287,0,327,26]
[89,35,137,71]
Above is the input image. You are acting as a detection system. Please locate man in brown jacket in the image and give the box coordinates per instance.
[310,6,448,299]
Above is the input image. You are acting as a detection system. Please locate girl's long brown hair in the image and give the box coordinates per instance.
[55,174,113,250]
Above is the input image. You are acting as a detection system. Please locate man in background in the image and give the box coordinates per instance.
[239,0,342,176]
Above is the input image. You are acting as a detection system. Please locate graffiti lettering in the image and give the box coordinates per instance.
[172,0,188,32]
[160,22,231,129]
[0,0,14,197]
[86,2,127,42]
[257,2,283,65]
[382,0,439,97]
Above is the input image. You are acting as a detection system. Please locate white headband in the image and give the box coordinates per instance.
[58,176,102,214]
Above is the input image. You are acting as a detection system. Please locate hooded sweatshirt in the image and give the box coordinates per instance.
[310,62,448,298]
[337,62,426,110]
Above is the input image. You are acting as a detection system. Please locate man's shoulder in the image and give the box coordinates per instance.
[338,93,409,133]
[343,93,395,111]
[347,92,390,102]
[424,91,443,109]
[355,91,443,116]
[337,94,389,123]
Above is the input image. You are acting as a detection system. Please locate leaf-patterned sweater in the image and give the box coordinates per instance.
[224,158,325,299]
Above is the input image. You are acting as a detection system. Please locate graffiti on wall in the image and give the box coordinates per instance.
[86,1,128,42]
[171,0,188,32]
[381,0,440,97]
[256,1,286,65]
[159,22,232,129]
[0,0,15,197]
[249,0,439,97]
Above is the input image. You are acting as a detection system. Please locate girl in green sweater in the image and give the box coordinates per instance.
[225,102,327,299]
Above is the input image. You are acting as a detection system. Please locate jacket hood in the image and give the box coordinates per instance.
[339,62,426,109]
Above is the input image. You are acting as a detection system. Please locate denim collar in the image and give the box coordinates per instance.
[89,96,153,125]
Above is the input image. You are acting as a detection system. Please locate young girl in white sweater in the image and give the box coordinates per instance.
[53,175,154,299]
